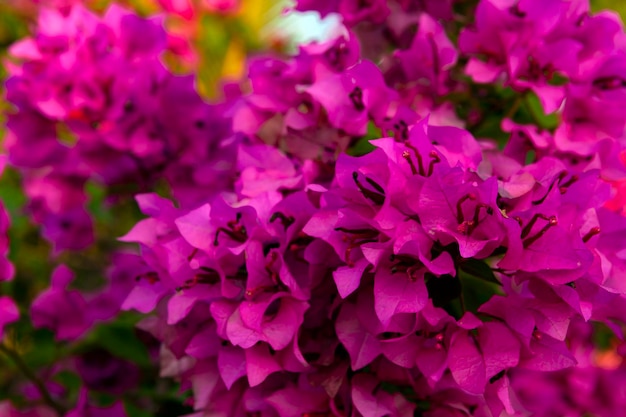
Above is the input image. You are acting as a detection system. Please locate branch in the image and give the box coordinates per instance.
[0,343,65,416]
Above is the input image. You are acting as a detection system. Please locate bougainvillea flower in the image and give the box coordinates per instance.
[30,265,92,340]
[307,60,397,135]
[0,296,19,340]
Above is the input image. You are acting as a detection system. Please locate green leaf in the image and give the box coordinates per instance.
[91,320,151,368]
[592,322,616,351]
[348,122,381,156]
[21,329,58,369]
[125,401,154,417]
[591,0,626,22]
[471,115,509,146]
[458,258,500,285]
[458,268,503,314]
[86,181,112,223]
[522,93,559,130]
[53,370,81,404]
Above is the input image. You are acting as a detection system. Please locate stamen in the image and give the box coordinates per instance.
[390,254,425,280]
[402,151,418,175]
[187,248,199,262]
[404,141,425,176]
[352,172,385,205]
[427,151,441,176]
[523,216,557,248]
[214,227,247,245]
[521,213,552,239]
[559,175,578,194]
[533,171,567,205]
[335,227,379,267]
[458,202,493,235]
[345,244,364,267]
[288,232,314,262]
[176,267,221,291]
[269,212,295,229]
[349,87,365,111]
[225,266,248,283]
[365,176,385,194]
[582,226,601,243]
[472,203,494,225]
[406,265,422,282]
[457,220,475,235]
[214,213,247,246]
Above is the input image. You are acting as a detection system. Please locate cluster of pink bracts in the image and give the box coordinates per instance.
[2,0,626,416]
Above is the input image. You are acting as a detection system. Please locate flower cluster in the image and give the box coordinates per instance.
[2,0,626,416]
[111,1,626,415]
[124,116,626,415]
[5,4,231,252]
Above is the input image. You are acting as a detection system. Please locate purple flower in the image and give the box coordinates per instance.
[393,14,458,96]
[459,0,588,112]
[307,60,397,136]
[5,3,226,251]
[30,265,92,340]
[70,2,626,415]
[0,296,19,340]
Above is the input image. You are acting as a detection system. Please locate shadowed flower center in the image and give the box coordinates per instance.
[352,171,386,205]
[324,42,351,70]
[214,212,247,245]
[176,267,220,291]
[389,253,426,281]
[134,271,159,284]
[455,193,494,235]
[533,171,578,205]
[349,86,365,111]
[269,211,295,229]
[392,119,409,141]
[593,76,626,90]
[335,226,380,267]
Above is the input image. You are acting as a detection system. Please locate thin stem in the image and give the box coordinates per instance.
[505,95,524,120]
[0,343,65,416]
[522,95,545,129]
